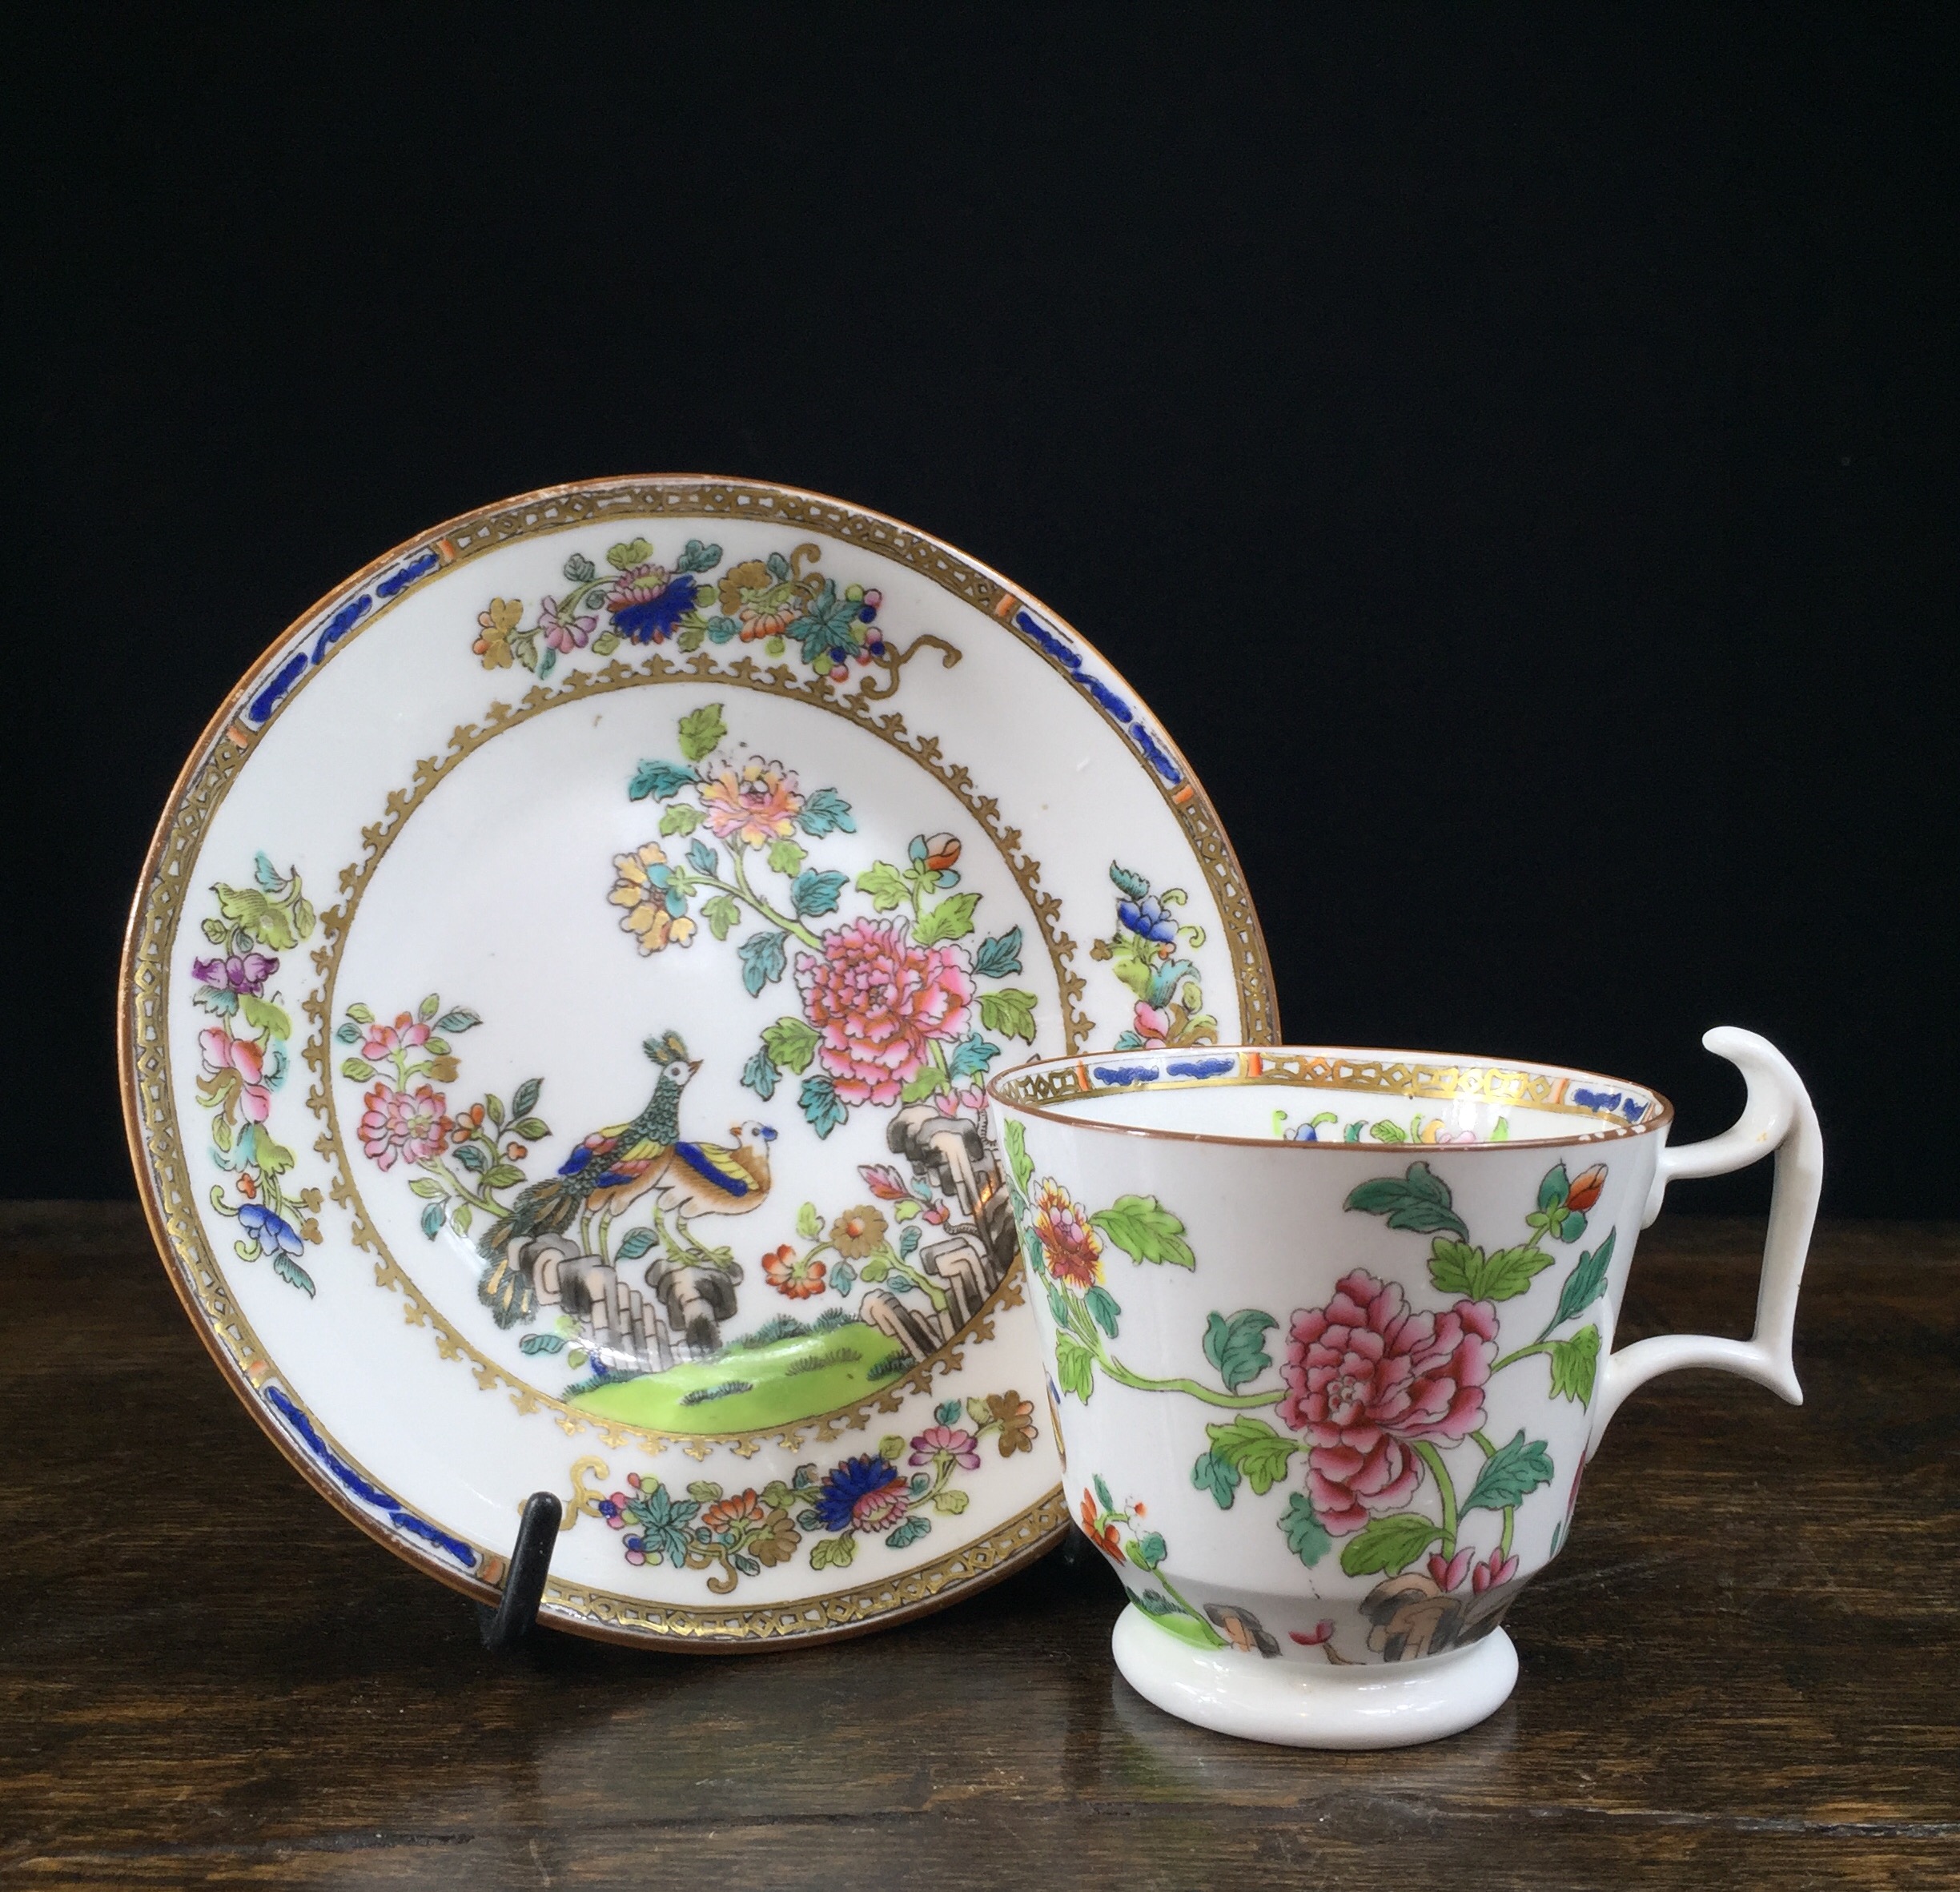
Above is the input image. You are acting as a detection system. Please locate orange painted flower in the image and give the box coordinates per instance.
[1033,1179,1102,1291]
[699,758,804,848]
[1078,1488,1122,1558]
[762,1244,828,1299]
[701,1489,769,1535]
[608,842,700,955]
[1567,1164,1608,1214]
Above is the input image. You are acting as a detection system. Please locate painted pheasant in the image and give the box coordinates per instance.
[476,1030,698,1327]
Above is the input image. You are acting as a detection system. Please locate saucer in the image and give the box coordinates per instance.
[121,476,1277,1645]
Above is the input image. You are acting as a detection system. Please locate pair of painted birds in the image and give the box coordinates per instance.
[476,1030,776,1328]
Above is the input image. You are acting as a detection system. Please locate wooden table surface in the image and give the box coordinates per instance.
[2,1206,1955,1890]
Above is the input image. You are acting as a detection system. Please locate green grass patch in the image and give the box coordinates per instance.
[570,1319,900,1432]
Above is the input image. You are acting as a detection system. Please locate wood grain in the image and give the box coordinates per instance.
[2,1206,1955,1889]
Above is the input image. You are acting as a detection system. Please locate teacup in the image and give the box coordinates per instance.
[986,1029,1821,1748]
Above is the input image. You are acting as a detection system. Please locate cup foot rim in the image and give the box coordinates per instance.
[1111,1604,1519,1749]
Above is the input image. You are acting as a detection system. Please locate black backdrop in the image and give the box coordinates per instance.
[12,9,1954,1215]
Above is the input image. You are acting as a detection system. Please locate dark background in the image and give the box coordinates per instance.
[13,8,1954,1215]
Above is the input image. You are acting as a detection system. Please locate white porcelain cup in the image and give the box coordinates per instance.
[986,1030,1821,1748]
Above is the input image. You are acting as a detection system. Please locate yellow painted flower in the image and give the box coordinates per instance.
[699,758,805,849]
[829,1204,890,1259]
[474,597,521,669]
[608,842,699,955]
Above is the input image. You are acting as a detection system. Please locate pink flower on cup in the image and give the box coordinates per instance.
[198,1027,271,1121]
[359,1083,452,1171]
[1472,1550,1518,1594]
[1278,1270,1498,1536]
[1428,1548,1473,1592]
[909,1425,982,1469]
[793,918,974,1107]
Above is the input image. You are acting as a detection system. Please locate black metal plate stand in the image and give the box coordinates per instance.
[477,1491,563,1651]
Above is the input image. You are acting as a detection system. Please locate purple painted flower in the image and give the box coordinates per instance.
[193,951,279,994]
[909,1425,982,1469]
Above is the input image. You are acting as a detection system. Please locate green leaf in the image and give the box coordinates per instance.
[340,1058,375,1083]
[856,862,910,911]
[1004,1119,1033,1196]
[934,1488,970,1516]
[239,994,291,1040]
[1429,1239,1553,1301]
[1191,1448,1239,1508]
[971,927,1023,978]
[1203,1415,1296,1495]
[701,893,741,940]
[978,987,1038,1042]
[768,837,808,876]
[1369,1119,1409,1143]
[592,630,620,656]
[1339,1512,1445,1577]
[1343,1162,1468,1238]
[1202,1308,1277,1390]
[606,536,652,571]
[900,1065,946,1104]
[483,1163,527,1189]
[1090,1195,1195,1268]
[677,703,726,762]
[419,993,440,1022]
[1083,1285,1122,1337]
[790,869,848,917]
[564,551,597,584]
[809,1533,858,1571]
[761,1016,821,1074]
[658,803,702,837]
[1129,1532,1168,1571]
[201,916,229,945]
[1463,1432,1556,1511]
[408,1178,445,1199]
[738,930,789,995]
[254,1133,295,1177]
[1538,1162,1571,1212]
[485,1094,504,1128]
[913,892,980,946]
[1548,1326,1601,1406]
[1279,1492,1333,1567]
[1092,1474,1115,1512]
[1054,1334,1096,1401]
[796,1201,822,1240]
[452,1203,472,1235]
[628,758,696,801]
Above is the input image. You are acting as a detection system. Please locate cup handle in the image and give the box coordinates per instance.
[1588,1027,1823,1448]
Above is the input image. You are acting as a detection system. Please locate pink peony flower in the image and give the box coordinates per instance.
[1031,1179,1103,1291]
[199,1026,272,1122]
[359,1082,452,1171]
[698,759,804,849]
[909,1425,982,1469]
[793,918,974,1106]
[1278,1270,1498,1536]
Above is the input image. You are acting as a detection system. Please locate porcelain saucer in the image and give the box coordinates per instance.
[121,476,1276,1645]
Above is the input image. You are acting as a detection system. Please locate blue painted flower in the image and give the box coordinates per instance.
[812,1453,911,1535]
[610,569,701,643]
[238,1201,303,1258]
[1119,893,1178,944]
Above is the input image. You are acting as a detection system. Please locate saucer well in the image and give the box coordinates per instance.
[121,476,1277,1645]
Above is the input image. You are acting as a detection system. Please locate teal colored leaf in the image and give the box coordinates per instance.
[972,927,1024,978]
[798,787,856,836]
[335,1021,361,1045]
[435,1006,480,1035]
[1555,1207,1588,1245]
[1552,1229,1616,1328]
[1343,1162,1468,1238]
[1279,1494,1332,1567]
[1202,1308,1277,1390]
[790,869,848,917]
[936,1399,963,1428]
[1191,1449,1239,1508]
[1338,1512,1445,1577]
[629,757,695,801]
[978,987,1038,1042]
[687,839,719,876]
[420,1200,444,1239]
[799,1073,846,1139]
[1090,1195,1195,1268]
[616,1227,660,1263]
[1538,1162,1571,1211]
[1130,1532,1167,1571]
[1463,1432,1556,1511]
[947,1034,1002,1082]
[1093,1474,1115,1512]
[271,1252,315,1296]
[1083,1285,1122,1337]
[1203,1415,1296,1495]
[1548,1327,1601,1405]
[832,1262,857,1295]
[885,1516,931,1550]
[520,1333,568,1356]
[676,537,722,574]
[511,1077,541,1118]
[741,1047,779,1100]
[1044,1282,1070,1330]
[1109,862,1149,902]
[563,551,596,584]
[737,930,789,994]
